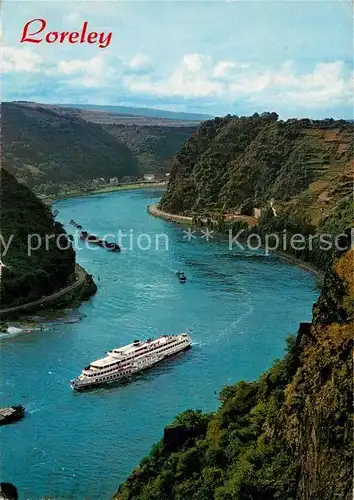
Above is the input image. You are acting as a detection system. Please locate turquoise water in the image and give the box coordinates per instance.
[0,189,318,499]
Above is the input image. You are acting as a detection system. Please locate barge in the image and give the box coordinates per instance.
[80,231,121,252]
[0,405,25,425]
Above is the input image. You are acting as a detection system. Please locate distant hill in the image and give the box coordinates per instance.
[12,101,207,127]
[2,102,139,192]
[2,102,198,193]
[105,124,198,174]
[53,103,212,122]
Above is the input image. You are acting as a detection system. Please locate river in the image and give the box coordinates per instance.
[0,189,318,499]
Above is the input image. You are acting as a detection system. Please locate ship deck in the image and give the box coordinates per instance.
[88,335,187,369]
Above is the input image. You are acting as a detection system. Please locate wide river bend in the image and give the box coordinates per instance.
[0,189,318,499]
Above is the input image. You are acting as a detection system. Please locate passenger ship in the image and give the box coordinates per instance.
[70,333,191,391]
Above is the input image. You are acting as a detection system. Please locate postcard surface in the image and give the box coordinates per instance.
[1,1,353,499]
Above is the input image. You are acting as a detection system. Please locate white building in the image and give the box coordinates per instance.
[143,174,155,182]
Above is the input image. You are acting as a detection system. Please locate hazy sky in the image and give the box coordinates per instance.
[2,0,353,118]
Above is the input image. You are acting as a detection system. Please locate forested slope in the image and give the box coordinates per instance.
[2,102,139,192]
[2,102,197,195]
[160,113,353,226]
[105,124,197,174]
[0,168,76,307]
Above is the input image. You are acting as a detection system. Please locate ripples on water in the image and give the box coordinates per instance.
[0,189,318,499]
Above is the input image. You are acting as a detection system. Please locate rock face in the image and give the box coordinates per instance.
[163,414,210,454]
[163,425,198,453]
[282,252,353,500]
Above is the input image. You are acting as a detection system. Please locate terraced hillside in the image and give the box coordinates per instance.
[115,113,354,500]
[160,113,353,226]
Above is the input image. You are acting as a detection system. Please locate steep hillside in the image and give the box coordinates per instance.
[115,112,353,500]
[160,113,353,226]
[0,168,80,308]
[105,124,197,173]
[2,102,139,192]
[2,102,197,194]
[115,250,353,500]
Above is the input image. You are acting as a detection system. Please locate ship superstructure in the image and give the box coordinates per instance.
[71,333,191,391]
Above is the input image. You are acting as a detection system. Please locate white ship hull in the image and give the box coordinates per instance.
[71,333,191,391]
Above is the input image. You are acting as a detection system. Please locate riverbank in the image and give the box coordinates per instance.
[147,203,257,227]
[275,251,322,277]
[147,203,192,224]
[147,204,322,277]
[42,182,166,204]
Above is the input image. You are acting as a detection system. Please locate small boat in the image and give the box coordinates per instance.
[87,234,100,243]
[176,271,186,283]
[0,405,25,425]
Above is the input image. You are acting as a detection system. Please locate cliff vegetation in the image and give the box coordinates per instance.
[161,113,352,222]
[115,250,353,500]
[1,168,80,308]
